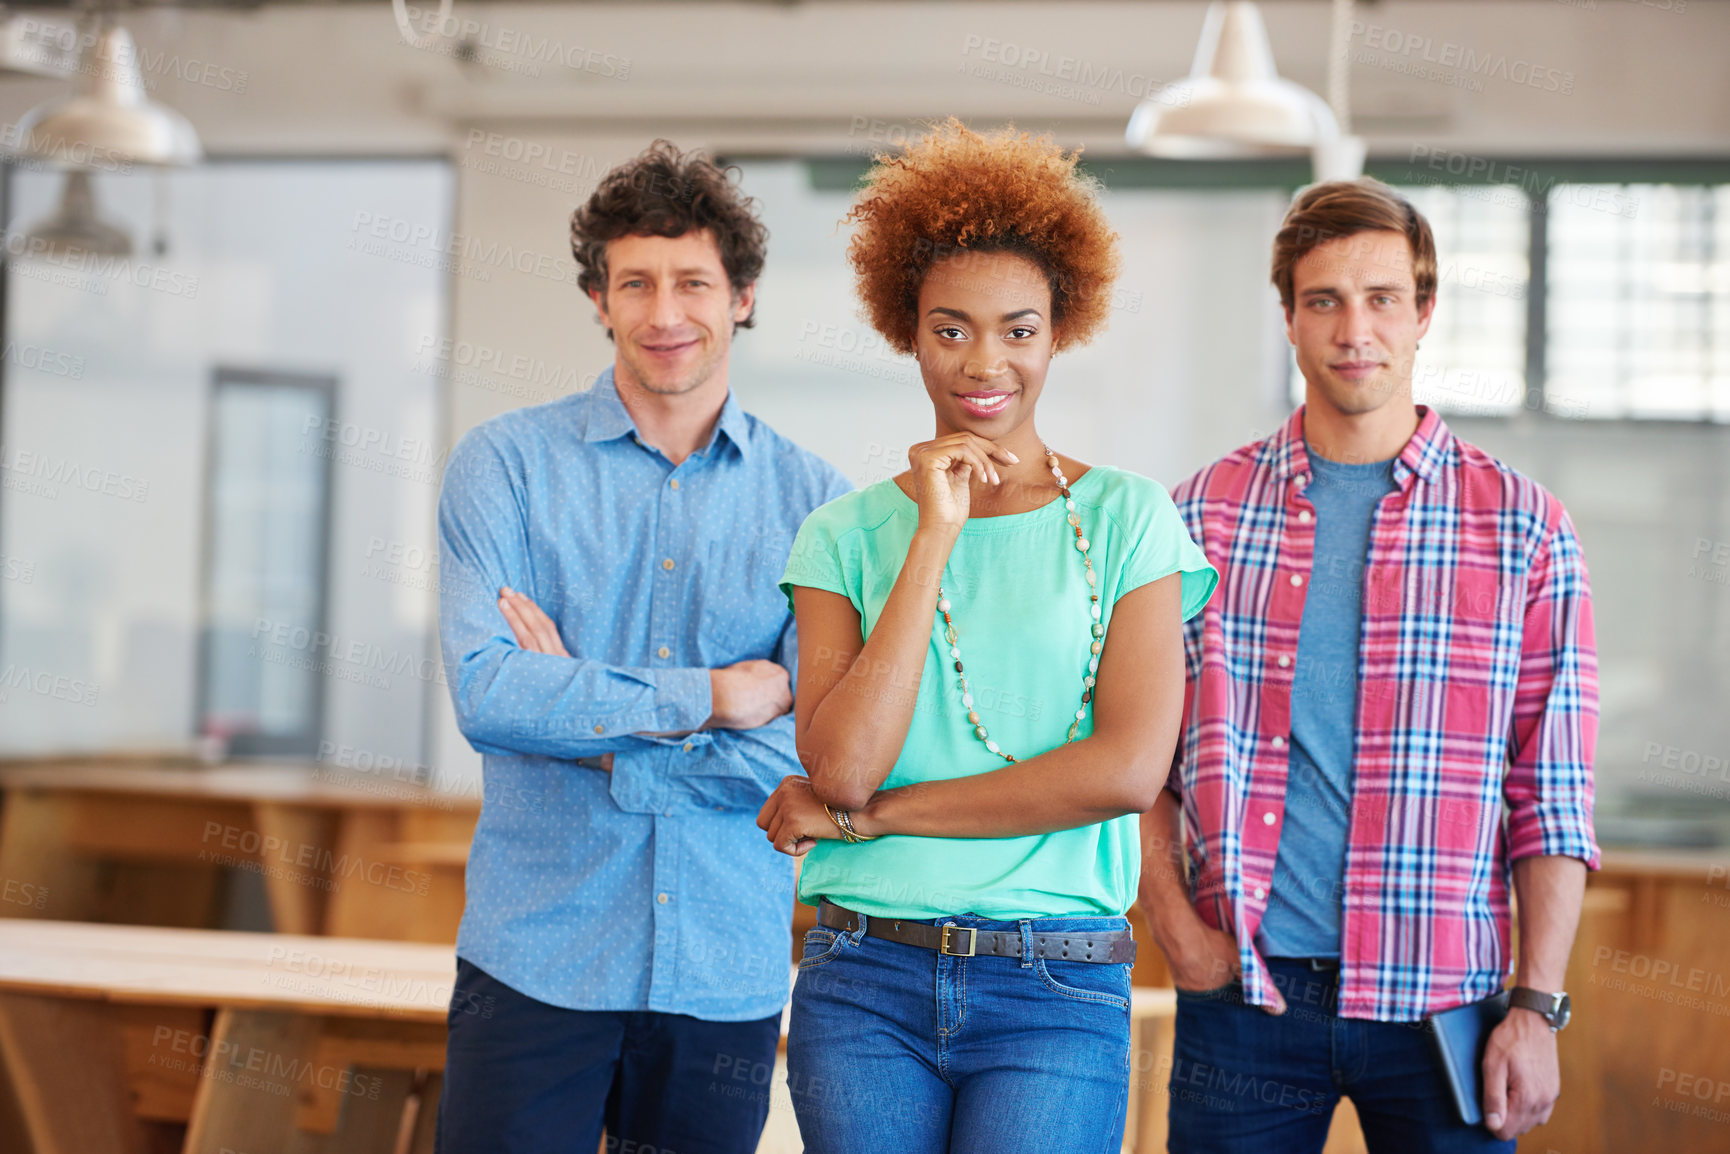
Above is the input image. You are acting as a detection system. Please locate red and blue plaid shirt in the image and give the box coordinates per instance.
[1169,406,1600,1022]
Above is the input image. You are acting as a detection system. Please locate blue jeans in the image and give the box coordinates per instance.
[1167,958,1516,1154]
[786,907,1133,1152]
[436,958,781,1154]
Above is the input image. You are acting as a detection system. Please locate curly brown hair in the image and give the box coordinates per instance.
[570,140,768,328]
[844,119,1120,355]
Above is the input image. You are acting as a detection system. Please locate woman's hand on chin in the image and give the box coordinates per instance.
[757,775,847,857]
[907,432,1019,533]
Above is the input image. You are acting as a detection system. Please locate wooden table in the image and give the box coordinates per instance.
[0,761,477,942]
[0,920,454,1154]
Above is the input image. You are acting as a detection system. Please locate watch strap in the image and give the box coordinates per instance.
[1508,986,1564,1026]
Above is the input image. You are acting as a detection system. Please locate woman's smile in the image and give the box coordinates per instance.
[956,389,1015,418]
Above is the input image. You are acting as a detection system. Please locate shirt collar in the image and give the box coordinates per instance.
[713,387,752,462]
[580,365,752,462]
[1395,405,1451,487]
[580,366,638,445]
[1272,403,1451,491]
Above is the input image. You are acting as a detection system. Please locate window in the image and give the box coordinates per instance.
[1402,184,1531,417]
[197,369,335,756]
[1547,183,1730,421]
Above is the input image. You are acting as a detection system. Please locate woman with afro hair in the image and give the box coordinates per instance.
[758,120,1218,1148]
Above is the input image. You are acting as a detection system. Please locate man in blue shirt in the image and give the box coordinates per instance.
[435,141,851,1154]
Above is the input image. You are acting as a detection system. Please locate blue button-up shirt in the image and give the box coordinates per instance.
[438,367,851,1021]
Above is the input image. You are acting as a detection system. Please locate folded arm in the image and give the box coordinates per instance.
[850,572,1186,836]
[437,432,714,762]
[789,527,956,810]
[487,565,796,813]
[775,566,1185,841]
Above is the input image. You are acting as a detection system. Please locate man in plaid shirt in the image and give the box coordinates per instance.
[1141,179,1599,1153]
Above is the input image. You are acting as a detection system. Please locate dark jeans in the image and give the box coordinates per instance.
[436,958,782,1154]
[1167,958,1516,1154]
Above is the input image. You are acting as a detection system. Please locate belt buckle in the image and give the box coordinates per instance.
[940,925,976,957]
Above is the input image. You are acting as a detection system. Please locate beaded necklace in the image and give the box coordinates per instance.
[934,445,1101,763]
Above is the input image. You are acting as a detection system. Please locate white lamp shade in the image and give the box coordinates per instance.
[16,25,201,166]
[1127,1,1339,158]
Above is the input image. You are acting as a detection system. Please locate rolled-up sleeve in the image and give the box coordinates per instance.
[1504,509,1601,868]
[609,618,801,814]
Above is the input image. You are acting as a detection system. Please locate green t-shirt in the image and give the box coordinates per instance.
[777,464,1218,920]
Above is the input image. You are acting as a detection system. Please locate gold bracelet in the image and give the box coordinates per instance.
[837,808,875,841]
[823,803,874,843]
[821,803,854,842]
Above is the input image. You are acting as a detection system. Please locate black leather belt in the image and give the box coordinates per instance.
[817,900,1136,965]
[1266,956,1340,972]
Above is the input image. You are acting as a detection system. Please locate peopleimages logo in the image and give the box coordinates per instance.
[0,444,150,502]
[12,18,249,94]
[1352,22,1575,94]
[0,229,199,297]
[397,6,631,80]
[248,616,446,689]
[0,664,99,707]
[0,120,132,173]
[347,212,577,287]
[959,35,1185,104]
[0,340,84,379]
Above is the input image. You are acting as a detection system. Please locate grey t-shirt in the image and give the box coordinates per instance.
[1257,451,1398,958]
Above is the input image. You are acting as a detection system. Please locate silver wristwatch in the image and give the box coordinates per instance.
[1508,986,1571,1031]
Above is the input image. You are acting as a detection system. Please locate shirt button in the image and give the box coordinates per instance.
[682,742,694,752]
[1290,574,1303,587]
[1263,811,1277,826]
[1272,735,1287,749]
[656,893,669,904]
[1277,655,1292,668]
[592,724,604,734]
[1297,510,1312,524]
[662,558,675,571]
[669,478,680,490]
[1253,886,1267,900]
[657,646,670,659]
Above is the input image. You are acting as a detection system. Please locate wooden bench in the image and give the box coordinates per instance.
[0,761,477,942]
[0,920,453,1153]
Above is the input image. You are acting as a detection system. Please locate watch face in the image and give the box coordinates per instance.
[1554,993,1571,1030]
